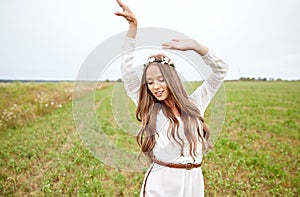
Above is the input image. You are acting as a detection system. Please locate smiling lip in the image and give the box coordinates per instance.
[155,90,164,97]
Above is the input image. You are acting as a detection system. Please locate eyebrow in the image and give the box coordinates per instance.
[146,75,164,81]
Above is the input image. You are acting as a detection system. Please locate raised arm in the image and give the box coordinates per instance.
[115,0,140,105]
[115,0,137,38]
[162,39,228,116]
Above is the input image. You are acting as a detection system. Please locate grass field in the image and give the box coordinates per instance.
[0,81,299,196]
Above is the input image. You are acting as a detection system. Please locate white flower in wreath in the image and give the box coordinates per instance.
[148,57,155,63]
[162,57,170,64]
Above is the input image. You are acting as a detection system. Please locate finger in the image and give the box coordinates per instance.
[161,44,171,49]
[116,0,129,11]
[162,42,175,48]
[114,12,125,16]
[162,40,175,45]
[162,46,176,50]
[168,40,179,44]
[116,0,123,7]
[162,42,176,48]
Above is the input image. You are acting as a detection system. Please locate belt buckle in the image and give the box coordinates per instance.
[185,162,193,170]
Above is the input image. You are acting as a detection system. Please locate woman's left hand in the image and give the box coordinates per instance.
[162,39,209,56]
[115,0,137,27]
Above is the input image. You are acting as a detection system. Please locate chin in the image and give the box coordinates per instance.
[156,96,167,101]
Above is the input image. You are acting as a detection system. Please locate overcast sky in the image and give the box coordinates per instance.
[1,0,300,80]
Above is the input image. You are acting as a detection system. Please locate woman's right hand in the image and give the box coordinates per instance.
[115,0,137,27]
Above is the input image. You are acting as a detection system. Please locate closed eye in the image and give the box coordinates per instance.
[146,81,153,85]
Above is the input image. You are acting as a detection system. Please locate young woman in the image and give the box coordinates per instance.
[115,0,228,196]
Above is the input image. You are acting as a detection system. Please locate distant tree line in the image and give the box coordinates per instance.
[239,77,284,81]
[104,78,122,82]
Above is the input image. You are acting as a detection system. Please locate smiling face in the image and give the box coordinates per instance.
[145,64,170,101]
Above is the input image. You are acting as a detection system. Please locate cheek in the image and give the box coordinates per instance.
[165,88,170,96]
[147,84,154,94]
[160,82,168,91]
[162,82,167,88]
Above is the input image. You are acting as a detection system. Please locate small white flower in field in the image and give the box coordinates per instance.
[34,98,38,102]
[45,104,48,107]
[37,94,40,98]
[51,101,54,105]
[45,183,50,188]
[57,104,62,108]
[13,104,17,107]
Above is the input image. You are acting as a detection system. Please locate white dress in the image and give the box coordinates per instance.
[121,37,228,197]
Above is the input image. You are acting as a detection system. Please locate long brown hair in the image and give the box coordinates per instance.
[136,54,212,161]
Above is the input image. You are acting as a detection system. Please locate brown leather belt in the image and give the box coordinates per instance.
[153,158,201,170]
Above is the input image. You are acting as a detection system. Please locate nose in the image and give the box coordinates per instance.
[153,81,160,89]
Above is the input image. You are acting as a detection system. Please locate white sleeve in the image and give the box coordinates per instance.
[120,37,142,106]
[190,49,229,116]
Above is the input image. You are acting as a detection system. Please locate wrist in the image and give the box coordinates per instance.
[129,20,138,28]
[194,41,209,56]
[127,22,137,39]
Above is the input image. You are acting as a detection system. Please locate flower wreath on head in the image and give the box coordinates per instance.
[144,56,175,68]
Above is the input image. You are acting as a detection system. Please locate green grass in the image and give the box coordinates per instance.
[204,81,299,196]
[0,82,73,130]
[0,81,299,196]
